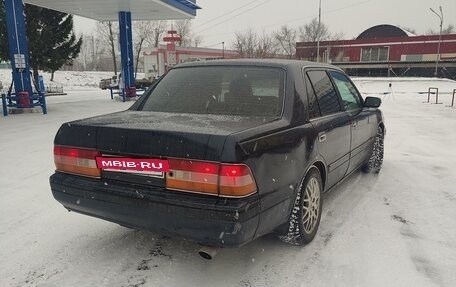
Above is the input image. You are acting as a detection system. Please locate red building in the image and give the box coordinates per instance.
[142,30,238,79]
[296,25,456,78]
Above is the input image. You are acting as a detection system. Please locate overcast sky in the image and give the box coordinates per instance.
[73,0,456,48]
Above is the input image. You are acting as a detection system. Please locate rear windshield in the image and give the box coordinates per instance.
[137,66,285,118]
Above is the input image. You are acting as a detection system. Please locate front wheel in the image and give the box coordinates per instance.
[280,168,323,245]
[363,127,384,173]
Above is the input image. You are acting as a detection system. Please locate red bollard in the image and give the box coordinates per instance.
[17,91,30,108]
[126,86,137,97]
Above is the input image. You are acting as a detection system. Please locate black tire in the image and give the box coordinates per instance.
[362,127,384,173]
[280,168,323,245]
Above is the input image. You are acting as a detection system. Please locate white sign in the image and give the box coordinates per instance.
[13,54,26,69]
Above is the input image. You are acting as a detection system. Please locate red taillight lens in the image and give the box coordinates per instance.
[219,164,257,197]
[168,159,219,175]
[166,159,219,195]
[165,159,257,198]
[54,145,101,177]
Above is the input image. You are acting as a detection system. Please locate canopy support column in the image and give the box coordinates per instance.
[118,11,135,98]
[4,0,33,97]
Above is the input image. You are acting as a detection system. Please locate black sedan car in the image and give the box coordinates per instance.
[50,59,384,251]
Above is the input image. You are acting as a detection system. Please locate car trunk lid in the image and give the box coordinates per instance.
[54,110,268,191]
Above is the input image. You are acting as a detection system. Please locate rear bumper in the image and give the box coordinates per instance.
[50,172,261,247]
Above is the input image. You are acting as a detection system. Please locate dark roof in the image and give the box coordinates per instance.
[175,58,340,70]
[357,24,410,39]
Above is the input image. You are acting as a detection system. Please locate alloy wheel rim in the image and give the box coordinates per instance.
[302,177,320,234]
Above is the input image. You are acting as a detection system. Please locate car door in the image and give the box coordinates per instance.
[329,70,373,174]
[305,69,351,189]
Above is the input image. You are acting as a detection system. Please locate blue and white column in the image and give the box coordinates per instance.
[4,0,33,98]
[118,11,135,97]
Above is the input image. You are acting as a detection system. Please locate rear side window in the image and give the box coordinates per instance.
[307,70,342,116]
[138,66,285,118]
[305,74,321,119]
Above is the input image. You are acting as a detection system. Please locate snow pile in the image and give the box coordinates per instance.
[0,70,147,92]
[0,69,115,91]
[40,71,116,90]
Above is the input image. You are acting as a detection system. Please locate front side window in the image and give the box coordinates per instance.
[137,66,285,119]
[307,70,342,116]
[329,71,363,113]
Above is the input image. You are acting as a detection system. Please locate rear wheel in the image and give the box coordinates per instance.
[280,168,323,245]
[363,127,384,173]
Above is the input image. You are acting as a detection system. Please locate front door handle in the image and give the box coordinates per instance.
[318,132,326,143]
[352,121,358,127]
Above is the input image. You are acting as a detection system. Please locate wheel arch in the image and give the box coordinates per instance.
[378,122,385,135]
[277,160,325,244]
[274,160,327,236]
[307,161,327,191]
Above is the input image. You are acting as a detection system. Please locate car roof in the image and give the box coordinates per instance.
[174,58,342,71]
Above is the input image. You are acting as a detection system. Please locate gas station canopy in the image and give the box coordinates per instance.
[23,0,200,21]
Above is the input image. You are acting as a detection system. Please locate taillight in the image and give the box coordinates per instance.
[54,145,101,177]
[166,159,257,198]
[166,159,219,195]
[219,164,257,197]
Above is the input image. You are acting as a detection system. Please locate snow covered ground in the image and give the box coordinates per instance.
[0,70,146,92]
[0,70,115,91]
[1,75,456,287]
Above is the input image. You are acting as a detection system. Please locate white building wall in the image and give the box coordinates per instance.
[143,45,238,79]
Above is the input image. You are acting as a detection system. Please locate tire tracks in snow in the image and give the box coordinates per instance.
[381,161,448,287]
[235,171,382,286]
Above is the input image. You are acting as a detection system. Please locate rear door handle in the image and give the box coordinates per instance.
[318,132,326,143]
[352,121,358,127]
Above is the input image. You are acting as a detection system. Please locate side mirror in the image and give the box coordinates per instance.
[364,96,381,108]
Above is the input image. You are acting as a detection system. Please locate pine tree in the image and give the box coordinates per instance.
[0,3,82,81]
[25,5,82,81]
[0,1,9,61]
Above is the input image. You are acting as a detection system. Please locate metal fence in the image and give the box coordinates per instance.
[46,85,64,94]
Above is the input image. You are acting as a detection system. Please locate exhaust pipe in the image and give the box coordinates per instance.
[198,246,219,260]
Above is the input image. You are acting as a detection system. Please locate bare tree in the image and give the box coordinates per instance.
[232,29,257,58]
[78,34,92,71]
[232,29,277,59]
[274,25,297,58]
[298,18,343,42]
[331,31,345,41]
[255,32,278,58]
[193,35,203,47]
[174,20,192,46]
[76,34,105,71]
[443,24,455,34]
[133,21,154,77]
[426,24,455,35]
[144,20,168,47]
[97,21,118,75]
[89,35,104,71]
[299,18,326,42]
[173,20,203,47]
